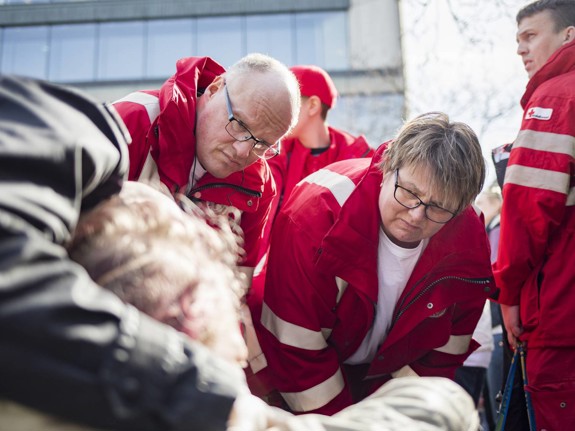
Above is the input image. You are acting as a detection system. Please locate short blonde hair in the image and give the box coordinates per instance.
[382,112,485,213]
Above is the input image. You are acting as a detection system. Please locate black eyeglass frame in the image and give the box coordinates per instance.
[393,169,457,224]
[223,82,280,160]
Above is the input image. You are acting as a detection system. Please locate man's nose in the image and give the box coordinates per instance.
[517,41,527,56]
[233,139,253,159]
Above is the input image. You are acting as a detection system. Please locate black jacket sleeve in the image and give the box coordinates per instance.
[0,76,243,431]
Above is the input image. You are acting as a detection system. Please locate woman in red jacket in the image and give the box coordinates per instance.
[255,112,496,415]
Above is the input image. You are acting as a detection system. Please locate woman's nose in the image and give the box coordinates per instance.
[408,204,427,222]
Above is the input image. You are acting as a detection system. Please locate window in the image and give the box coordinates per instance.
[196,16,243,69]
[98,21,145,80]
[49,23,96,82]
[246,14,294,66]
[321,12,348,70]
[0,10,349,82]
[147,18,194,79]
[1,26,48,79]
[296,12,348,71]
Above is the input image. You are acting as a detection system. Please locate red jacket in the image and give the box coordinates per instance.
[493,40,575,348]
[270,128,373,210]
[256,144,495,415]
[113,57,276,266]
[248,128,372,317]
[245,129,372,384]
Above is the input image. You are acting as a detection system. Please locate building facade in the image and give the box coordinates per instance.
[0,0,405,145]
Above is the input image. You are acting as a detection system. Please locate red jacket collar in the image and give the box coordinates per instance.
[521,40,575,108]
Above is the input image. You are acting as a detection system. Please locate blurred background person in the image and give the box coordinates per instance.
[474,188,504,431]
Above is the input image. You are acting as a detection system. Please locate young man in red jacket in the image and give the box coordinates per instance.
[113,53,301,283]
[493,1,575,429]
[255,112,495,415]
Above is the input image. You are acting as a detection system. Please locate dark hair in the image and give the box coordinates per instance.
[517,0,575,31]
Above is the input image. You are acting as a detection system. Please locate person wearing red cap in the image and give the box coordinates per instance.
[244,65,373,397]
[271,65,373,211]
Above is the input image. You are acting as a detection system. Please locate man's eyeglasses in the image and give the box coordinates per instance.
[393,169,456,224]
[223,82,280,160]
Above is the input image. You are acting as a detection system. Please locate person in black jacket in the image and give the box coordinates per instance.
[0,75,278,431]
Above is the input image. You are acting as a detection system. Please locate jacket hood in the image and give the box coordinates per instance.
[154,57,226,189]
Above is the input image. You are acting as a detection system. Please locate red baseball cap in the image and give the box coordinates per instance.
[290,65,338,109]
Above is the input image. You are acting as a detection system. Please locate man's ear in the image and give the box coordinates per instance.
[204,75,225,99]
[564,26,575,43]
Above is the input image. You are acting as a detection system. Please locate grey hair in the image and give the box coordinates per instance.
[225,52,301,133]
[381,112,486,213]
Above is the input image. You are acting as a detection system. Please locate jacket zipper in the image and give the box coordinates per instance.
[391,276,491,328]
[362,275,491,382]
[187,183,262,198]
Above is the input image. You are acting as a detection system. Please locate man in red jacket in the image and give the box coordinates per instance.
[113,53,301,283]
[493,1,575,429]
[255,112,495,415]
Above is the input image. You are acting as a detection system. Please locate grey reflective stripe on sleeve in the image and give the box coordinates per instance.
[505,164,570,195]
[302,169,356,207]
[241,304,268,374]
[514,129,575,155]
[506,129,574,199]
[280,368,346,412]
[261,303,328,350]
[114,92,160,123]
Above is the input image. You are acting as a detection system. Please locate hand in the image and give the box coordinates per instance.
[500,304,523,349]
[227,392,293,431]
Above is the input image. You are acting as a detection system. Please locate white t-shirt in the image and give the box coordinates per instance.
[345,228,427,365]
